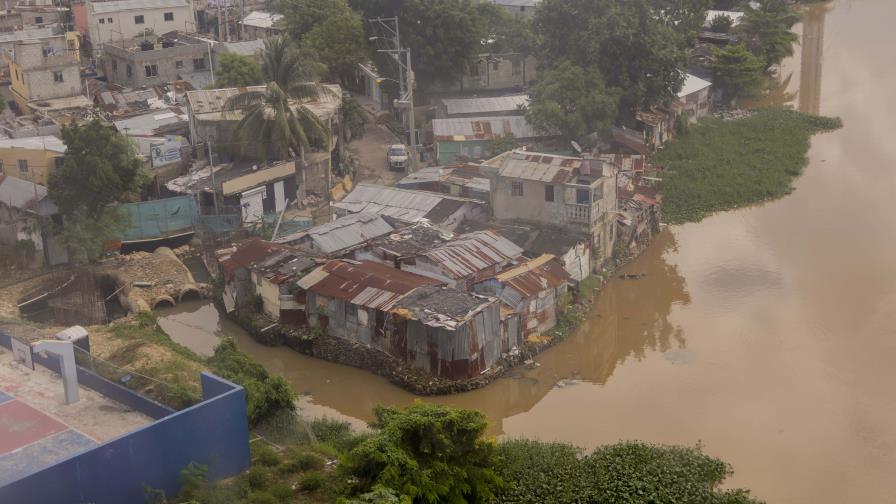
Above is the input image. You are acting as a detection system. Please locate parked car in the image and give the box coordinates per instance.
[387,144,409,171]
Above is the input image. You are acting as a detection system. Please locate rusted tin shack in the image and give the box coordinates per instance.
[391,285,503,379]
[297,259,507,379]
[475,254,570,338]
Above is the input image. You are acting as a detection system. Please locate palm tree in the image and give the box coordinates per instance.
[224,36,333,162]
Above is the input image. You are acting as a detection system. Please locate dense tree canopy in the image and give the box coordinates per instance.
[526,61,619,142]
[301,9,369,83]
[343,403,502,503]
[351,0,495,85]
[213,52,263,88]
[736,1,800,69]
[706,44,765,103]
[48,120,147,218]
[533,0,700,118]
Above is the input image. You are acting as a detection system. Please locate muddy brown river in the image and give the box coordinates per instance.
[158,2,896,501]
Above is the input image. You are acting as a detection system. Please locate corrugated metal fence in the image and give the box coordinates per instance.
[119,196,198,242]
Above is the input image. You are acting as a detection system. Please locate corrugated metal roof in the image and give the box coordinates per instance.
[92,0,190,14]
[221,161,295,196]
[219,39,265,56]
[433,116,541,141]
[302,213,394,255]
[219,238,295,280]
[491,149,582,182]
[0,135,65,153]
[0,175,49,211]
[425,231,523,279]
[393,284,496,326]
[335,184,479,224]
[442,94,529,116]
[494,254,569,298]
[301,260,443,309]
[241,11,284,29]
[113,109,188,137]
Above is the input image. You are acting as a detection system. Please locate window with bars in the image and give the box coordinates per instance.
[511,180,524,197]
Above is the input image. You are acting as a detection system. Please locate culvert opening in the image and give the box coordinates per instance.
[151,296,176,309]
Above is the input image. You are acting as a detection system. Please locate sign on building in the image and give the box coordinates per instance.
[151,136,183,168]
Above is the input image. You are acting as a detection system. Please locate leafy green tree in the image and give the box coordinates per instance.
[489,134,519,156]
[339,486,411,504]
[214,52,263,87]
[705,44,765,103]
[342,95,367,142]
[343,403,502,503]
[351,0,495,85]
[526,61,619,142]
[301,9,368,83]
[533,0,693,118]
[735,0,800,69]
[275,0,348,41]
[56,207,130,264]
[709,13,734,32]
[49,120,147,218]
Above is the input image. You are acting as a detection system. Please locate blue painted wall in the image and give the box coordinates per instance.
[0,333,251,504]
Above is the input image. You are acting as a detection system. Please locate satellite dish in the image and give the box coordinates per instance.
[571,141,582,154]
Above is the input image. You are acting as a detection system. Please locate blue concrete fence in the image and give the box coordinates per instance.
[0,332,251,504]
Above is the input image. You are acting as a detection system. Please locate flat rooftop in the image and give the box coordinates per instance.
[0,346,152,486]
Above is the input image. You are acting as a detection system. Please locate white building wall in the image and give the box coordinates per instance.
[88,3,195,47]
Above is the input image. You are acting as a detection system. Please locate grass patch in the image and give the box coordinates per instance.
[656,108,842,224]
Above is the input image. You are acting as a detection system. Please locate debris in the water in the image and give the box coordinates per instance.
[618,273,646,280]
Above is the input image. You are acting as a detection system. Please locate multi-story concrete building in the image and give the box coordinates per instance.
[73,0,195,51]
[103,31,213,88]
[484,150,617,261]
[5,39,83,109]
[0,136,66,186]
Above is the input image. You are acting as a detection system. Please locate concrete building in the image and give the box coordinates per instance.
[485,150,617,261]
[491,0,540,17]
[75,0,195,50]
[6,39,82,110]
[240,11,284,40]
[0,135,66,186]
[102,31,213,89]
[0,175,58,268]
[431,53,537,94]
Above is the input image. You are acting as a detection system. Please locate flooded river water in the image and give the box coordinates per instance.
[158,1,896,501]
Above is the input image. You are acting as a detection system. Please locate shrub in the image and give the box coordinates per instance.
[252,442,282,467]
[269,483,295,502]
[311,417,369,453]
[300,471,327,492]
[240,466,272,491]
[248,491,279,504]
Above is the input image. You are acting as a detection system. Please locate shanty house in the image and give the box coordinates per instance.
[438,94,529,119]
[278,213,394,257]
[240,11,285,40]
[217,238,298,312]
[400,230,524,291]
[249,249,319,323]
[353,222,452,267]
[485,150,617,262]
[475,254,570,338]
[396,164,491,202]
[220,160,298,223]
[677,73,712,122]
[432,115,545,164]
[0,175,61,267]
[297,260,507,380]
[335,184,486,231]
[390,285,503,379]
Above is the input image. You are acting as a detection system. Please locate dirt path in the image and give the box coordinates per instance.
[348,122,404,186]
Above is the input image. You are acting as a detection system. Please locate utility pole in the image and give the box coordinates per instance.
[207,139,218,215]
[370,17,417,171]
[405,48,417,172]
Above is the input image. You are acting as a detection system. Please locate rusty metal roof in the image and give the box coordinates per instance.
[218,238,299,281]
[494,254,569,299]
[492,150,584,183]
[425,230,523,280]
[392,285,497,328]
[432,116,540,142]
[299,260,444,310]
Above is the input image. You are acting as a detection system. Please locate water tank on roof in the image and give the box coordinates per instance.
[139,40,154,51]
[161,39,176,49]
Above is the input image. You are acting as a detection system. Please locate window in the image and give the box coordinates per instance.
[111,59,117,71]
[126,64,133,78]
[192,58,206,70]
[144,64,158,77]
[512,59,521,77]
[108,17,112,23]
[492,62,499,71]
[34,16,43,24]
[576,188,589,204]
[53,71,63,82]
[511,180,523,197]
[17,160,28,174]
[134,15,144,24]
[175,60,183,69]
[164,12,174,21]
[544,184,554,202]
[99,18,105,24]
